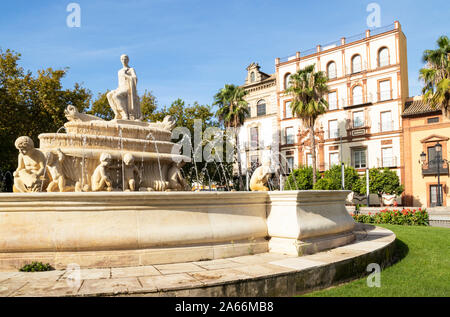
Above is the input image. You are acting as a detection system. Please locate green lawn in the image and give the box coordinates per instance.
[302,224,450,297]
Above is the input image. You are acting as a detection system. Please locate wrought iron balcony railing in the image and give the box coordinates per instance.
[422,162,449,176]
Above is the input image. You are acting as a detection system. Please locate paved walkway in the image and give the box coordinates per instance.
[0,224,395,297]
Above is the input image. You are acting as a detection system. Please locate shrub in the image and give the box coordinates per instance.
[351,208,429,226]
[357,168,404,206]
[284,166,321,190]
[19,262,55,272]
[313,164,363,193]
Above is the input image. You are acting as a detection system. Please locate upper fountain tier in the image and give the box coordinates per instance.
[38,106,187,162]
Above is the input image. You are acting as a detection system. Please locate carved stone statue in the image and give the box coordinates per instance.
[123,153,139,192]
[91,153,113,192]
[13,136,47,193]
[250,161,272,192]
[155,115,176,131]
[167,162,188,191]
[65,105,104,122]
[46,148,67,192]
[107,54,141,121]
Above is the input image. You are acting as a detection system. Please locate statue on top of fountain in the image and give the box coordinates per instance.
[107,54,142,121]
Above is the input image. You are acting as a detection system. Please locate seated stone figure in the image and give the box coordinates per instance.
[250,161,272,192]
[91,153,113,192]
[46,149,67,192]
[167,161,188,191]
[13,136,47,193]
[123,153,139,192]
[107,54,141,121]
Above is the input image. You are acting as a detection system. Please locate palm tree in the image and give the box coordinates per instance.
[419,35,450,118]
[286,64,329,185]
[214,84,249,190]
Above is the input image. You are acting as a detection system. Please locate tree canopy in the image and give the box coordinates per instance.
[0,48,91,172]
[284,166,321,190]
[419,35,450,118]
[286,64,329,185]
[214,84,249,190]
[313,164,363,193]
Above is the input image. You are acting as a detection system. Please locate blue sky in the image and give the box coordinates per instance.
[0,0,448,110]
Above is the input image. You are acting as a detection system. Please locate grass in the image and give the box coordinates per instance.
[302,224,450,297]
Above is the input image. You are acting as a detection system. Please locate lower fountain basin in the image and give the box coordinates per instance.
[0,191,355,270]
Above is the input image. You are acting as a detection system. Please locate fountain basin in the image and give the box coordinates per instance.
[0,191,355,270]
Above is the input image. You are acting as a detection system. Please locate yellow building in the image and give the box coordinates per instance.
[402,96,450,207]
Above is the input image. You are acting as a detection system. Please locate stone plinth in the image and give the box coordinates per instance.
[267,191,355,256]
[0,191,356,270]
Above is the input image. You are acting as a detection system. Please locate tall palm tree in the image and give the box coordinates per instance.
[286,64,329,185]
[214,84,249,190]
[419,35,450,118]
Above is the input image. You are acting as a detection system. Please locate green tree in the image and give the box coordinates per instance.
[87,90,114,120]
[284,166,321,190]
[162,99,231,188]
[140,90,160,122]
[358,168,404,206]
[214,84,249,191]
[286,64,329,185]
[419,35,450,118]
[0,48,91,173]
[313,164,363,193]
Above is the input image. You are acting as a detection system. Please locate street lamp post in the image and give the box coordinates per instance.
[420,142,448,207]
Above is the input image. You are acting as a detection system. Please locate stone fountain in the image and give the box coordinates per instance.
[14,55,187,194]
[0,55,355,270]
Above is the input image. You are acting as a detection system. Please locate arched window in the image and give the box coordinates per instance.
[257,99,266,116]
[250,72,255,83]
[284,73,291,90]
[352,85,363,105]
[378,47,389,67]
[352,55,362,73]
[327,61,337,79]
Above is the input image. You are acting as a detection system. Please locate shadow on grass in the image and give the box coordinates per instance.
[390,238,409,266]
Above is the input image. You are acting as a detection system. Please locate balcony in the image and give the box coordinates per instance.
[346,61,368,75]
[277,23,397,64]
[346,119,371,137]
[327,129,340,140]
[243,141,263,152]
[379,120,395,133]
[422,162,449,176]
[343,93,376,109]
[378,89,394,102]
[377,156,398,168]
[377,58,391,68]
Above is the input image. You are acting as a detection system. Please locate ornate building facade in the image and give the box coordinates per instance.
[402,96,449,207]
[238,22,409,200]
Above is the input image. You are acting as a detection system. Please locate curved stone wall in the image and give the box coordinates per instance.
[0,191,355,270]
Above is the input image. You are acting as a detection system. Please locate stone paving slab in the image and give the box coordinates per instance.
[0,224,396,297]
[0,272,21,283]
[111,266,161,278]
[339,240,388,252]
[10,280,80,297]
[60,268,110,281]
[269,258,327,271]
[0,280,28,297]
[193,258,243,270]
[140,273,203,292]
[78,277,142,296]
[188,268,252,285]
[153,263,206,275]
